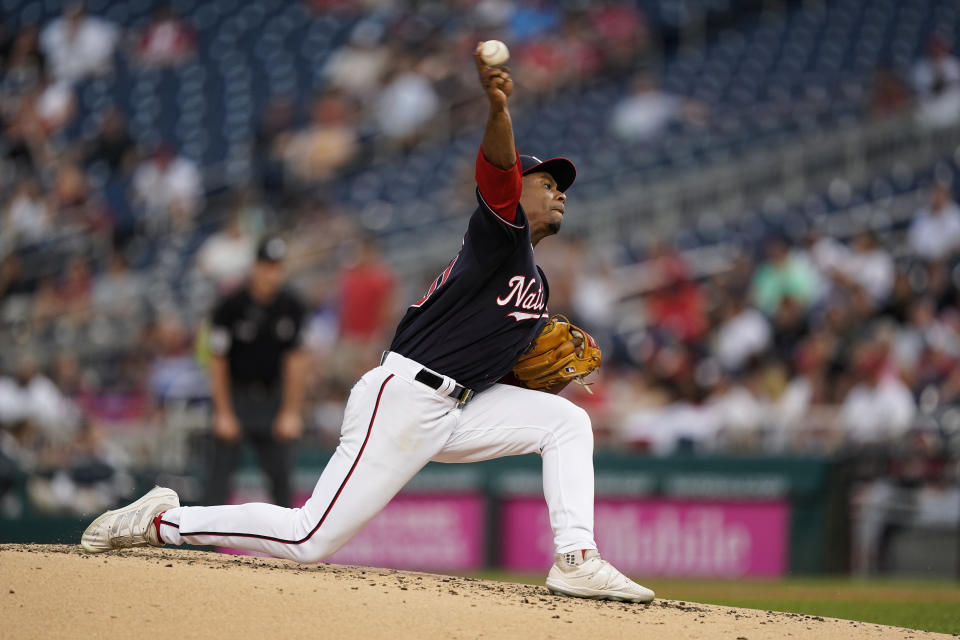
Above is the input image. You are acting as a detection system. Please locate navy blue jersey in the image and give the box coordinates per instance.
[389,189,549,392]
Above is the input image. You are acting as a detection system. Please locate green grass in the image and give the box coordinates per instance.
[460,572,960,635]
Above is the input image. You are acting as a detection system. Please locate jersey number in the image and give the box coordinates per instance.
[412,256,458,307]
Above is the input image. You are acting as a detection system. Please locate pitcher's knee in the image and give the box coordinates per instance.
[285,536,336,564]
[560,404,594,446]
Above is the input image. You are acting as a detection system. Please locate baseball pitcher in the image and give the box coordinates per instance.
[80,43,655,604]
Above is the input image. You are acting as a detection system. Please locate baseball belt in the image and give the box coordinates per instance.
[380,351,474,406]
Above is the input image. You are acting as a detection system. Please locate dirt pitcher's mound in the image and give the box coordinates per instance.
[0,544,948,640]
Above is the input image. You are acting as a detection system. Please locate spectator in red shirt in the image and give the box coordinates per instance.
[333,234,397,379]
[645,247,708,344]
[135,4,195,68]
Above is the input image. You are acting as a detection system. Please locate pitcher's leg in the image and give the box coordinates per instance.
[433,383,596,553]
[161,370,458,563]
[159,437,377,562]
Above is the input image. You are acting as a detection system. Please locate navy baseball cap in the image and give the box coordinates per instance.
[520,154,576,192]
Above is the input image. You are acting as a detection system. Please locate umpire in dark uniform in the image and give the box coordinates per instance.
[206,234,308,507]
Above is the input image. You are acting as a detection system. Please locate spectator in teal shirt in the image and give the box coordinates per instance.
[751,236,818,316]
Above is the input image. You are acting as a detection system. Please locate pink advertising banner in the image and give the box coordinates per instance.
[502,498,789,577]
[223,490,486,571]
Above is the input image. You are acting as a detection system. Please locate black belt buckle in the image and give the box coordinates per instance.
[414,368,473,407]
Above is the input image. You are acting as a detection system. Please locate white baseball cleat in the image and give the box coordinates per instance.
[80,486,179,553]
[546,549,655,603]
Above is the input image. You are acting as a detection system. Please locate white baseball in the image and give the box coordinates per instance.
[480,40,510,66]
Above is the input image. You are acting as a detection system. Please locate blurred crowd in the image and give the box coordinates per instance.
[0,0,959,527]
[543,183,960,460]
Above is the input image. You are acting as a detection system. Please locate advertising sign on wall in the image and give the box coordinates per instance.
[501,497,789,577]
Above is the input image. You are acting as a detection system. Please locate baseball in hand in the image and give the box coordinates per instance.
[480,40,510,66]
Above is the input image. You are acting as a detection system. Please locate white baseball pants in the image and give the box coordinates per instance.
[158,352,596,563]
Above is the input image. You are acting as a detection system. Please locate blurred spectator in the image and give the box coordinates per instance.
[253,97,296,200]
[751,235,818,316]
[39,2,119,83]
[3,178,52,248]
[708,367,772,450]
[509,0,561,42]
[893,297,941,377]
[283,92,359,184]
[534,236,581,313]
[841,342,916,445]
[195,209,256,294]
[908,184,960,261]
[0,252,35,302]
[0,354,79,446]
[132,143,203,227]
[322,21,390,104]
[2,73,73,173]
[91,252,143,322]
[777,331,840,445]
[912,34,960,129]
[147,314,208,403]
[29,276,61,332]
[622,388,722,454]
[882,268,916,324]
[588,0,650,72]
[831,231,895,305]
[56,254,93,326]
[31,73,75,135]
[514,15,603,94]
[644,247,707,344]
[2,24,45,93]
[924,260,959,312]
[770,296,809,366]
[51,163,108,236]
[303,276,339,365]
[334,234,397,380]
[610,73,680,141]
[570,244,619,342]
[713,294,771,372]
[134,4,195,68]
[610,73,706,141]
[373,59,439,145]
[84,107,136,173]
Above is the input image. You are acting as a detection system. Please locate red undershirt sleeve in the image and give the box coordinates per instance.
[475,147,522,223]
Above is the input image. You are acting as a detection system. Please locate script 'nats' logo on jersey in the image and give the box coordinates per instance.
[496,275,549,322]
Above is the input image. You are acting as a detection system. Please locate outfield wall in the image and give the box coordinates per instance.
[0,453,846,575]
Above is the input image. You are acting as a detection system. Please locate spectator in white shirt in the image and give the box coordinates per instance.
[908,184,960,261]
[841,343,916,445]
[835,231,894,304]
[196,210,255,294]
[0,355,79,446]
[374,59,439,143]
[91,252,143,322]
[713,295,772,373]
[610,73,680,141]
[912,34,960,129]
[40,2,119,83]
[133,143,203,227]
[3,178,52,248]
[610,73,707,141]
